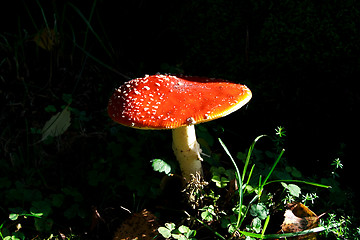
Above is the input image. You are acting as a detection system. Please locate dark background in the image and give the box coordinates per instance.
[1,0,359,236]
[6,0,356,187]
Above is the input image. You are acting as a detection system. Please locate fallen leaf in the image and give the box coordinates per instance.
[41,107,71,141]
[277,202,321,240]
[33,28,60,51]
[113,209,159,240]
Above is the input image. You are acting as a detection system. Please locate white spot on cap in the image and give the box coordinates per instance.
[186,117,196,125]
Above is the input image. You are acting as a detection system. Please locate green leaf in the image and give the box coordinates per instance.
[62,93,73,104]
[151,159,171,175]
[281,182,301,197]
[165,222,176,231]
[250,203,269,220]
[178,225,190,234]
[44,105,56,113]
[286,166,302,178]
[41,107,71,141]
[62,187,83,202]
[211,175,229,188]
[51,193,65,207]
[8,207,27,220]
[31,200,52,217]
[210,167,232,188]
[200,205,215,221]
[34,217,54,232]
[158,227,172,238]
[287,184,301,197]
[4,232,25,240]
[158,223,176,238]
[9,213,19,221]
[172,233,186,240]
[186,229,196,238]
[251,217,262,233]
[64,204,80,219]
[221,215,237,234]
[210,166,226,175]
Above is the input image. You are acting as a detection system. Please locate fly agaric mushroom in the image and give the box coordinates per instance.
[108,74,252,182]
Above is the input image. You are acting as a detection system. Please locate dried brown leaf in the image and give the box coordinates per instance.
[278,202,320,240]
[113,209,159,240]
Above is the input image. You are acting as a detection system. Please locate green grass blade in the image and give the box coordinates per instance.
[35,0,49,30]
[240,225,332,239]
[261,215,270,238]
[23,0,39,31]
[242,135,267,182]
[82,0,98,50]
[265,179,331,188]
[246,164,255,186]
[67,2,112,58]
[72,40,129,79]
[218,138,243,229]
[261,149,285,188]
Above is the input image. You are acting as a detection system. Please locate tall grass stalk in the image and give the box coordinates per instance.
[219,136,285,237]
[242,135,266,183]
[81,0,98,51]
[219,135,269,230]
[68,2,112,59]
[36,0,50,31]
[257,148,285,198]
[218,138,243,229]
[239,224,342,239]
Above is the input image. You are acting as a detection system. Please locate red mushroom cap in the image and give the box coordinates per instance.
[108,74,252,129]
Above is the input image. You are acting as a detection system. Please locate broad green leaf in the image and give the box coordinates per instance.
[287,184,301,197]
[4,232,25,240]
[62,93,73,104]
[172,233,186,240]
[178,225,190,234]
[158,227,172,238]
[151,159,171,175]
[51,193,65,207]
[41,107,71,141]
[211,175,229,188]
[281,182,301,197]
[251,217,262,233]
[44,105,56,113]
[165,222,176,231]
[64,203,81,219]
[159,222,176,238]
[250,203,269,220]
[201,205,215,221]
[9,213,19,221]
[34,217,54,232]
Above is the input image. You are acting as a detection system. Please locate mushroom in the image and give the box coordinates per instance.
[108,74,252,182]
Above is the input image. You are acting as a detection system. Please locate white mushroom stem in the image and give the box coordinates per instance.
[172,125,203,182]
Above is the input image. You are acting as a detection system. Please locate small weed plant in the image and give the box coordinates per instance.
[158,223,197,240]
[155,126,357,239]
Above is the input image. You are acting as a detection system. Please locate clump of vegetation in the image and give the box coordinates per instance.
[153,127,358,239]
